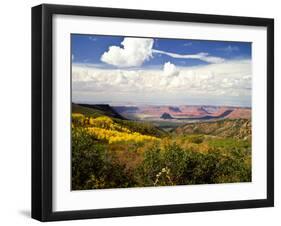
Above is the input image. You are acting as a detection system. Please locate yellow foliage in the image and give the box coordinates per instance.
[72,114,159,144]
[72,113,86,126]
[87,127,159,144]
[88,116,131,133]
[89,116,113,128]
[72,113,85,118]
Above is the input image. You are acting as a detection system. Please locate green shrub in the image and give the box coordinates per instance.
[72,127,106,190]
[135,141,251,187]
[72,127,134,190]
[189,135,204,144]
[162,143,187,183]
[211,148,251,183]
[136,145,163,186]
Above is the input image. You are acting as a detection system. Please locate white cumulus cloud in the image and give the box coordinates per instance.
[163,62,179,77]
[101,37,154,67]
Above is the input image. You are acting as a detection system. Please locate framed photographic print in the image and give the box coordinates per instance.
[32,4,274,221]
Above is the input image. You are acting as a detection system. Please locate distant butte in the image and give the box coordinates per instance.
[160,112,174,119]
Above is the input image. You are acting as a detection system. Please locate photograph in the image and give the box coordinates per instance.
[30,3,274,221]
[71,34,252,190]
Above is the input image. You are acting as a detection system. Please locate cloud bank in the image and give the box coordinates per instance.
[72,59,251,106]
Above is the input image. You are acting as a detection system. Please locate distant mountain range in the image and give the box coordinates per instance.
[112,105,251,120]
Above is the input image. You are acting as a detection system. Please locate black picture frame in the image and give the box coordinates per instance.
[32,4,274,222]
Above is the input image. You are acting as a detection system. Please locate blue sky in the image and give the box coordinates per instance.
[71,34,252,107]
[71,34,251,68]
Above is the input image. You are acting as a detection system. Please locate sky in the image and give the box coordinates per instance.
[71,34,252,107]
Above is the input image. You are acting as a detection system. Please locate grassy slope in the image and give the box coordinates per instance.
[174,118,251,140]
